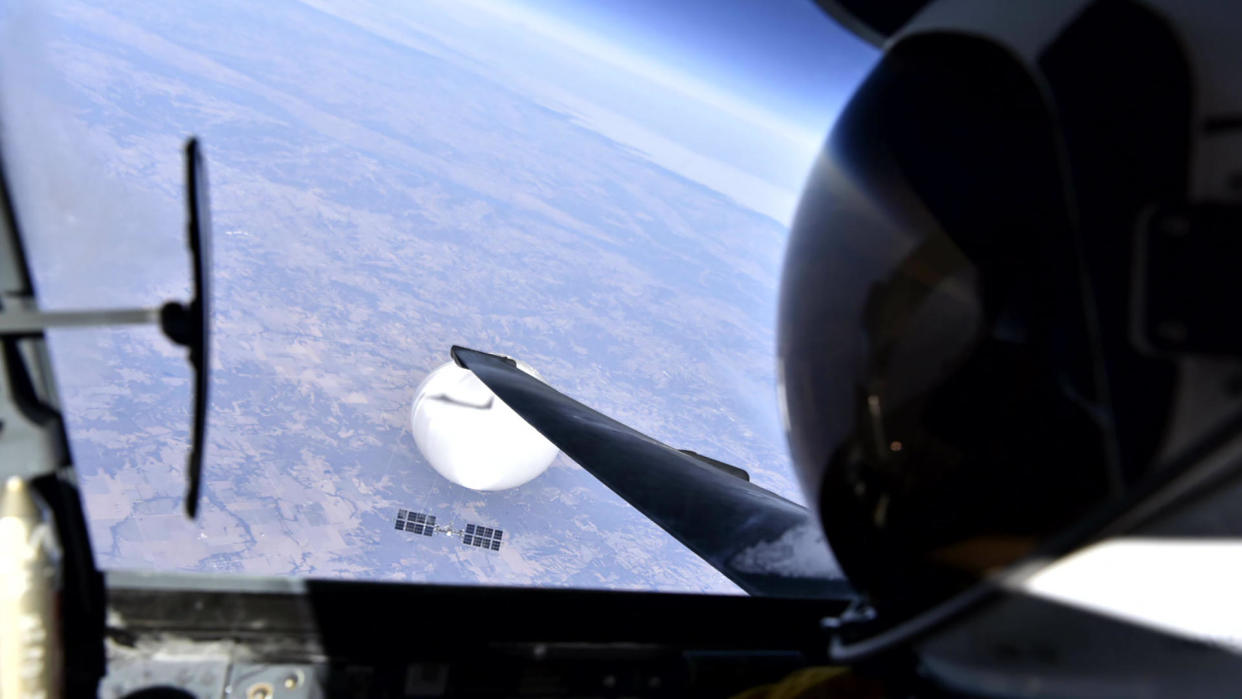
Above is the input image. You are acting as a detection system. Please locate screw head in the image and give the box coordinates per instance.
[1160,214,1190,238]
[1157,320,1188,344]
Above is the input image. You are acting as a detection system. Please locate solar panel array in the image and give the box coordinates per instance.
[394,509,436,536]
[463,523,503,551]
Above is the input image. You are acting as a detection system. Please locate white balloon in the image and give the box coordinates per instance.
[410,360,558,491]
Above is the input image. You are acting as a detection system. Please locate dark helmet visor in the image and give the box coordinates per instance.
[779,34,1119,622]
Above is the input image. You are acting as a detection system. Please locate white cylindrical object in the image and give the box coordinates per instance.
[411,360,558,491]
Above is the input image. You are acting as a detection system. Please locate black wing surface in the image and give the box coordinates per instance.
[451,346,850,598]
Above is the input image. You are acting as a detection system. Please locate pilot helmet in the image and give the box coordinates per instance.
[780,0,1242,646]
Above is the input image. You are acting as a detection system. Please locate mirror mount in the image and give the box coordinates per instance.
[0,138,212,519]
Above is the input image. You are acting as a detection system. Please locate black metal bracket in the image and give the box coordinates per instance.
[1135,202,1242,355]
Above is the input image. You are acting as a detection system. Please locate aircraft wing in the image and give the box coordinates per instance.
[451,346,851,599]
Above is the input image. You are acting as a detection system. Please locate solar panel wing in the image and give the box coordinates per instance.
[395,510,437,538]
[460,522,503,551]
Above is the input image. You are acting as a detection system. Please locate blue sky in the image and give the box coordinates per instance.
[432,0,879,223]
[507,0,878,139]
